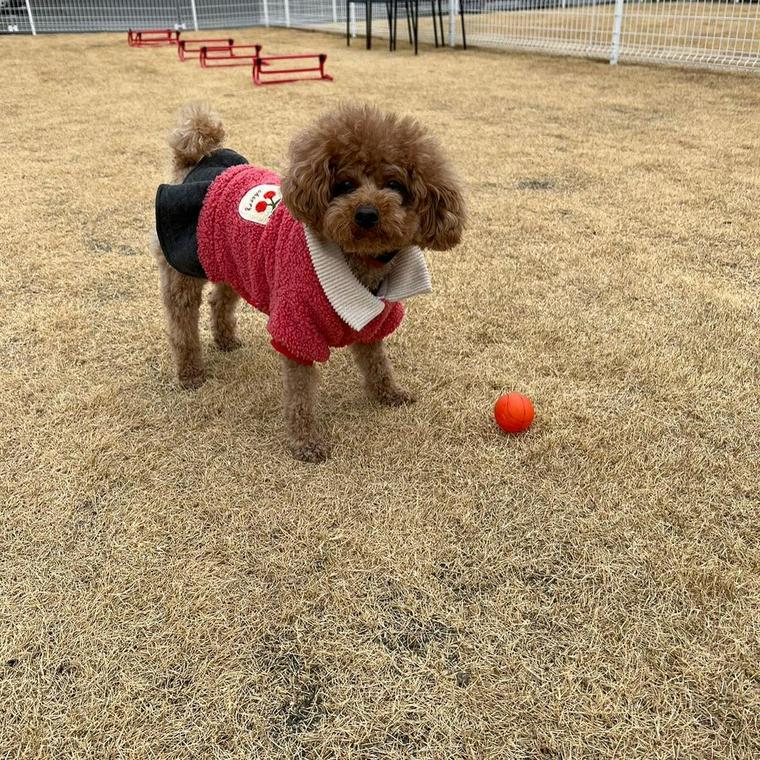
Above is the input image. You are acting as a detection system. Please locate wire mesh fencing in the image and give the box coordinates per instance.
[615,0,759,70]
[325,0,760,72]
[2,0,758,73]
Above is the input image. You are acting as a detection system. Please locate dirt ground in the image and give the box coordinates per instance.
[1,26,758,759]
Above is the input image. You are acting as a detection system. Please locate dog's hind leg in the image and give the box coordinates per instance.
[209,282,242,352]
[155,251,206,389]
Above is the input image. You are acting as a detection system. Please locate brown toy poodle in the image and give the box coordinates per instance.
[151,103,465,462]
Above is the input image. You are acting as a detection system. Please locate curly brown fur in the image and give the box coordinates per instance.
[208,282,242,352]
[151,231,206,389]
[151,105,234,389]
[351,342,416,406]
[168,102,226,172]
[281,103,466,263]
[153,103,465,461]
[281,357,327,463]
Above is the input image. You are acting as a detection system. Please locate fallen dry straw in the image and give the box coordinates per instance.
[1,27,758,758]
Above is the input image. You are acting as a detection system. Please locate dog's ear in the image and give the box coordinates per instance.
[280,127,334,228]
[411,159,466,252]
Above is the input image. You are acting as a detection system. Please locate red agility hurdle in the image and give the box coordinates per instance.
[199,44,262,68]
[177,37,235,61]
[252,53,333,86]
[127,29,180,47]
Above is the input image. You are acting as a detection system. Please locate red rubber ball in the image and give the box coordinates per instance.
[494,393,535,434]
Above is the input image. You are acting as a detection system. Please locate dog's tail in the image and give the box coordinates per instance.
[168,103,225,171]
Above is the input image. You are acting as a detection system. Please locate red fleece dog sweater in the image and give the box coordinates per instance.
[196,164,432,365]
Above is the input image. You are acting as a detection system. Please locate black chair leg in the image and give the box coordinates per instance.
[386,0,394,51]
[347,0,351,45]
[460,0,467,49]
[431,0,439,47]
[366,0,372,49]
[412,0,418,54]
[405,0,412,46]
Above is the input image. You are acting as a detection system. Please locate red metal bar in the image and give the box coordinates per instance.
[199,43,262,68]
[252,53,333,86]
[177,37,234,61]
[128,29,181,47]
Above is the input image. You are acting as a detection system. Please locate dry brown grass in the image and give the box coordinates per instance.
[1,26,759,759]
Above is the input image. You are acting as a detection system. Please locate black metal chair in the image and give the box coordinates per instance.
[347,0,466,54]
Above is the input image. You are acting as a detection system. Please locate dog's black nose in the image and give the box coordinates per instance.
[354,205,380,229]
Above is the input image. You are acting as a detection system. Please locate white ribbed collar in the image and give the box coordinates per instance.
[305,226,432,332]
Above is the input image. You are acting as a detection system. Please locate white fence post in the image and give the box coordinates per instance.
[350,2,356,37]
[448,0,456,48]
[189,0,199,31]
[332,0,338,24]
[610,0,625,65]
[263,0,270,27]
[24,0,37,34]
[284,0,291,27]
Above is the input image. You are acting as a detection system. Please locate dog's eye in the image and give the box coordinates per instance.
[386,180,406,195]
[333,180,356,197]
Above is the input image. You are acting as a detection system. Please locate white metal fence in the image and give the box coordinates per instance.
[2,0,758,73]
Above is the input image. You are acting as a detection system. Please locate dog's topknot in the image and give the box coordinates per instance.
[168,103,226,170]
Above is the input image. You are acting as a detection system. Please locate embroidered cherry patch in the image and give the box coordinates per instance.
[238,184,283,224]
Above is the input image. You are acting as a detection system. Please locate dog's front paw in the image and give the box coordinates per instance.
[290,439,330,463]
[178,368,206,390]
[375,385,417,407]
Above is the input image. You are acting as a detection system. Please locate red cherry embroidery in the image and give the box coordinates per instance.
[255,201,267,212]
[263,190,276,199]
